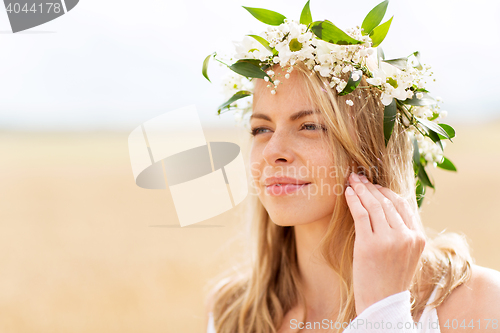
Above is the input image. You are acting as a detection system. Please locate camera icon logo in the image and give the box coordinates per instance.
[128,105,248,227]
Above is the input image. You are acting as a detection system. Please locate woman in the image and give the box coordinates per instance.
[204,63,500,332]
[202,3,500,332]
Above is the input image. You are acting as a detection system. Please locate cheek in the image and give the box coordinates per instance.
[308,151,339,192]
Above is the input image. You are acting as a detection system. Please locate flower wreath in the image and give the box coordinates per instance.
[202,0,456,207]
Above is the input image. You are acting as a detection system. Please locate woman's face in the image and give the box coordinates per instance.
[249,67,339,227]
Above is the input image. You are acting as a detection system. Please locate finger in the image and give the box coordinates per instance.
[344,185,373,236]
[374,184,419,231]
[358,174,406,230]
[349,173,389,234]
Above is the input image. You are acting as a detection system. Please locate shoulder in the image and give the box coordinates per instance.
[437,264,500,332]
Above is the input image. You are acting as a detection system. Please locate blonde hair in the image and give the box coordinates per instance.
[205,63,473,333]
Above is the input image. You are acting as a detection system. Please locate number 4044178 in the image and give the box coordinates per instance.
[6,3,62,14]
[443,319,498,330]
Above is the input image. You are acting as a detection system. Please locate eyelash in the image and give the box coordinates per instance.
[249,123,327,136]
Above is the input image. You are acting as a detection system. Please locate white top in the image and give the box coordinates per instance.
[207,280,442,333]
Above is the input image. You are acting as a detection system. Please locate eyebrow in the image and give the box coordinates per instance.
[250,110,322,122]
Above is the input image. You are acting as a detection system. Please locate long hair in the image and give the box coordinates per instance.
[205,63,473,333]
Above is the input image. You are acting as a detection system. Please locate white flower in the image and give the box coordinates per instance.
[346,100,354,106]
[342,65,352,73]
[315,39,342,57]
[265,20,316,68]
[221,73,254,99]
[367,62,413,105]
[233,35,272,60]
[402,116,410,127]
[219,72,254,123]
[416,92,424,99]
[336,80,348,93]
[408,129,444,166]
[366,77,383,86]
[319,64,331,77]
[380,92,395,106]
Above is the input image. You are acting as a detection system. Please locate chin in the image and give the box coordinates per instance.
[263,202,334,227]
[257,184,336,227]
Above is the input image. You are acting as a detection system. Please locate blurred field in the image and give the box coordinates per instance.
[0,121,499,333]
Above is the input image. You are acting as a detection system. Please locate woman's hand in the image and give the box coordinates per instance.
[344,172,426,315]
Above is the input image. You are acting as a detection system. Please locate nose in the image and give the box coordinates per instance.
[261,127,294,166]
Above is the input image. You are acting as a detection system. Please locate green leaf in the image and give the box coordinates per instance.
[383,57,407,70]
[437,123,455,140]
[310,20,363,45]
[247,34,274,53]
[369,16,393,47]
[417,164,434,189]
[242,6,286,26]
[382,51,422,71]
[403,92,437,106]
[339,69,363,96]
[416,117,450,140]
[235,58,262,67]
[383,98,397,146]
[202,52,215,82]
[427,130,443,151]
[300,0,312,25]
[217,91,252,114]
[412,136,421,166]
[229,60,270,80]
[437,156,457,171]
[361,0,389,36]
[415,179,425,208]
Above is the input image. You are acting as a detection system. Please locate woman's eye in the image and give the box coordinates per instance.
[250,127,271,136]
[302,123,326,131]
[250,124,326,136]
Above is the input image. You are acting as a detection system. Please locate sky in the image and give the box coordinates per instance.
[0,0,499,131]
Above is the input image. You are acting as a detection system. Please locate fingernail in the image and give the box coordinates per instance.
[359,174,369,183]
[350,172,360,182]
[374,184,382,188]
[345,186,355,196]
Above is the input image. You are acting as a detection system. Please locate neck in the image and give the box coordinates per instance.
[294,217,341,318]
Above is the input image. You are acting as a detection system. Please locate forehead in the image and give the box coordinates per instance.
[251,67,321,121]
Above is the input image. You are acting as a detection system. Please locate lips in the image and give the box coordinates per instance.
[264,176,311,196]
[265,183,311,196]
[264,176,311,187]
